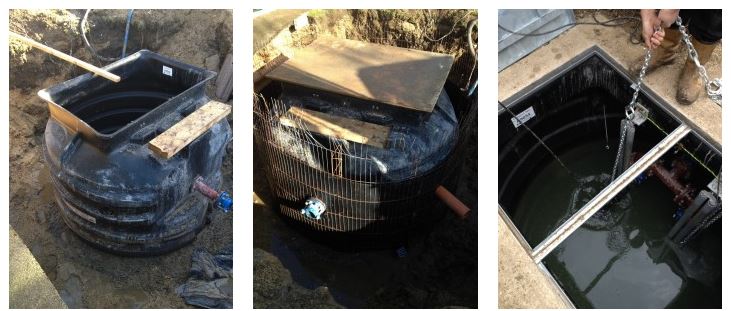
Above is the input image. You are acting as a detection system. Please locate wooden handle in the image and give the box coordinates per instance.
[10,31,121,82]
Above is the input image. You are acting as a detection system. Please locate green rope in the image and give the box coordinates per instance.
[645,116,718,178]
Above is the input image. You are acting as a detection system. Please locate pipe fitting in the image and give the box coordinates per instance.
[193,176,233,213]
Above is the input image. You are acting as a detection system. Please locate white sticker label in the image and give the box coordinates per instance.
[162,65,173,77]
[511,106,536,128]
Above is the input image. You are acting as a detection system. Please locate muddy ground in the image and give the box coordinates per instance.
[253,9,478,308]
[9,9,233,308]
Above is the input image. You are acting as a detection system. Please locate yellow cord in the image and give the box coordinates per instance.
[645,116,718,178]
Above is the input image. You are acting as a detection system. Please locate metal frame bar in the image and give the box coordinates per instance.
[498,205,533,254]
[537,262,576,308]
[531,124,691,262]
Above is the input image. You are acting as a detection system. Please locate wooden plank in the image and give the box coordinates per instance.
[254,54,289,83]
[215,53,233,101]
[148,101,231,159]
[254,53,289,93]
[266,37,454,113]
[279,106,390,148]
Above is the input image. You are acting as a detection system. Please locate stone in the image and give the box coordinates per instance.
[35,209,47,224]
[293,13,309,31]
[402,21,416,33]
[204,54,220,71]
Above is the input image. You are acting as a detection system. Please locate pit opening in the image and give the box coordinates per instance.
[41,50,213,136]
[499,47,721,308]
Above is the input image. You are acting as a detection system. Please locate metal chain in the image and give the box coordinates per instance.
[612,32,654,180]
[679,208,721,246]
[602,104,610,149]
[626,46,653,119]
[676,16,722,104]
[610,121,629,180]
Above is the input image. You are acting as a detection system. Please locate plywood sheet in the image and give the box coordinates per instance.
[266,37,454,112]
[280,106,390,148]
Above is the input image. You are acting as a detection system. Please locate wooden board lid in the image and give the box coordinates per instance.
[266,37,454,113]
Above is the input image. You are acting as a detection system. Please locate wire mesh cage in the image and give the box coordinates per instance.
[254,9,477,241]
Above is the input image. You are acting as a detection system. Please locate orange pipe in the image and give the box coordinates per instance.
[435,185,471,219]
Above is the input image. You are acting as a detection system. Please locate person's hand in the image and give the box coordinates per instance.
[640,9,665,49]
[657,9,680,28]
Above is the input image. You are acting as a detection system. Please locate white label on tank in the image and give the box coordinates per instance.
[162,65,173,77]
[511,106,536,128]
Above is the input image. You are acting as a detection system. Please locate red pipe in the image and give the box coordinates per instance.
[193,176,220,201]
[648,162,695,207]
[435,185,471,219]
[631,153,695,207]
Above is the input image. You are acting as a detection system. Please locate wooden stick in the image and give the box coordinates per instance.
[10,31,121,82]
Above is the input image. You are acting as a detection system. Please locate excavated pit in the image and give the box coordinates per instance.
[253,9,478,308]
[9,9,233,308]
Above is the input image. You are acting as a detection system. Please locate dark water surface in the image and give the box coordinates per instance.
[511,141,721,308]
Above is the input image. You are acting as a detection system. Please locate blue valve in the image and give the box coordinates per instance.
[635,172,648,184]
[673,207,684,221]
[217,191,233,213]
[301,197,326,220]
[396,246,408,258]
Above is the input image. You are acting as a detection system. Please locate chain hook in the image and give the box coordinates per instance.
[625,105,635,120]
[676,15,722,104]
[708,79,722,96]
[615,21,659,178]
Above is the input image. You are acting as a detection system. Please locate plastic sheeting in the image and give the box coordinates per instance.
[177,247,233,308]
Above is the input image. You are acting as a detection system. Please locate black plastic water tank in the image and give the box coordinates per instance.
[255,82,459,240]
[39,50,232,255]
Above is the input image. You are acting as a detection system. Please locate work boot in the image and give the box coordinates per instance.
[629,27,682,77]
[676,37,718,105]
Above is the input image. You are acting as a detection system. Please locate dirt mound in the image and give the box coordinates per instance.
[78,9,232,69]
[254,248,343,308]
[253,9,477,88]
[10,9,233,90]
[9,10,86,90]
[9,9,79,61]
